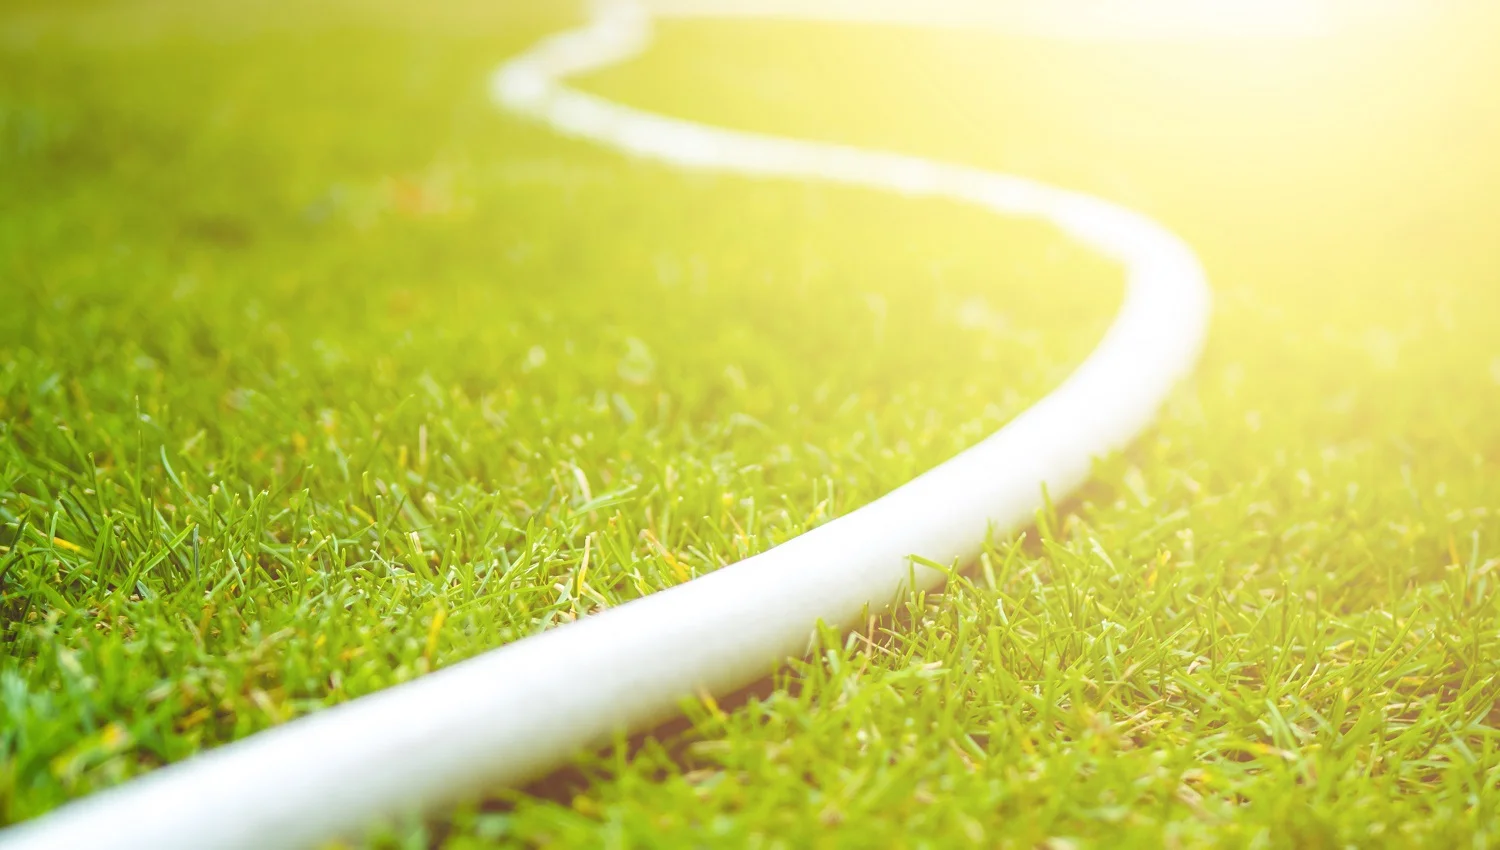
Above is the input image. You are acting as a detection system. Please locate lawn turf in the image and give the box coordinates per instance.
[3,1,1499,847]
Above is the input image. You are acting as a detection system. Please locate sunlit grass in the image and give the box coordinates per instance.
[3,1,1499,847]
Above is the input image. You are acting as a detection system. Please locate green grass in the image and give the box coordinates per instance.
[3,1,1500,847]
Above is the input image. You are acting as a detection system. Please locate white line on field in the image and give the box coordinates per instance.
[0,2,1210,848]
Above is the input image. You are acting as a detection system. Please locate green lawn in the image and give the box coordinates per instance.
[3,1,1499,847]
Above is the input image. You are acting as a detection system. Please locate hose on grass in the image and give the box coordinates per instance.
[0,2,1209,847]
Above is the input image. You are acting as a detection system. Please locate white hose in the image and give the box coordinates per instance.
[0,2,1209,847]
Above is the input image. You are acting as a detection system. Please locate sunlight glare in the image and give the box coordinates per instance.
[649,0,1337,40]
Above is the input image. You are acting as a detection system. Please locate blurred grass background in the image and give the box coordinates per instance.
[2,1,1498,846]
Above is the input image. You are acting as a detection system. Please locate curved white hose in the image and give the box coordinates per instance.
[0,2,1209,848]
